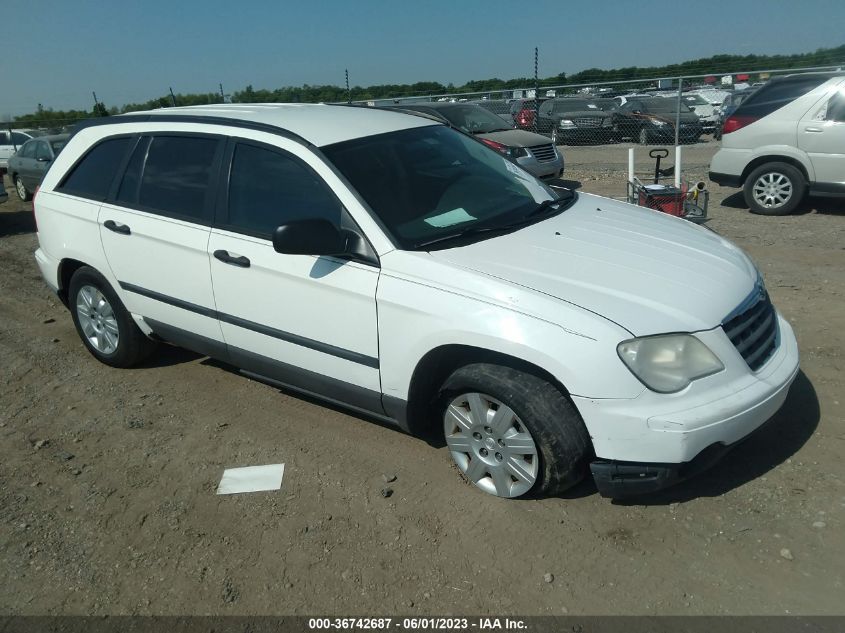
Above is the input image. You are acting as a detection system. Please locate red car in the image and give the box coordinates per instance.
[510,98,547,130]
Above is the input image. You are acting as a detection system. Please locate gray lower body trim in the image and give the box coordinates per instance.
[144,318,400,426]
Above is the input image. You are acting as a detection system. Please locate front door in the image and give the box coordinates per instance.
[207,138,382,413]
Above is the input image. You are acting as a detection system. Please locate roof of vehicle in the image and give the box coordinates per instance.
[29,133,70,143]
[99,103,439,147]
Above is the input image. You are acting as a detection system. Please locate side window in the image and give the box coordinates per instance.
[11,132,31,146]
[19,141,36,159]
[737,75,830,119]
[0,132,9,145]
[36,141,52,161]
[539,101,553,116]
[826,91,845,122]
[226,142,342,237]
[135,136,219,222]
[58,137,132,201]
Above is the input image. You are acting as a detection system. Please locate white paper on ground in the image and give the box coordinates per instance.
[216,464,285,495]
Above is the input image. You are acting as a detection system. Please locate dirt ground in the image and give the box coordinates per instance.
[1,140,843,616]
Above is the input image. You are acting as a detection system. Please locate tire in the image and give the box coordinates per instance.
[439,363,591,499]
[14,176,31,201]
[68,266,157,367]
[638,128,650,145]
[743,162,806,216]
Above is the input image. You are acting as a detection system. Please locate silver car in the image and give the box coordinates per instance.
[388,102,564,180]
[7,134,69,201]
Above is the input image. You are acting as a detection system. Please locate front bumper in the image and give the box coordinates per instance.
[572,313,800,497]
[516,153,564,179]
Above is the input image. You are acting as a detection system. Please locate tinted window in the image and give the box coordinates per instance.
[11,132,31,145]
[35,142,52,160]
[0,132,8,145]
[19,141,37,159]
[227,143,342,237]
[59,137,132,200]
[827,92,845,122]
[136,136,219,221]
[736,75,831,119]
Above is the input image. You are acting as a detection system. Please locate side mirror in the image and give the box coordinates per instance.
[272,219,347,256]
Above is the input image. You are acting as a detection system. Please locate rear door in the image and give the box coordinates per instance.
[26,141,53,189]
[98,134,226,349]
[798,83,845,186]
[207,137,382,411]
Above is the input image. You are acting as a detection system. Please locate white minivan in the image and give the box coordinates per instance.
[710,72,845,215]
[33,104,799,499]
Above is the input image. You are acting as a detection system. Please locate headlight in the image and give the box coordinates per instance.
[617,334,724,393]
[559,119,576,129]
[650,119,667,127]
[507,146,528,159]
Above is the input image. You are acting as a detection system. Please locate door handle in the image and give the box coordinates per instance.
[804,127,823,133]
[103,219,131,235]
[213,249,250,268]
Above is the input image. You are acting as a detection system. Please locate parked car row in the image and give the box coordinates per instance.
[0,129,42,174]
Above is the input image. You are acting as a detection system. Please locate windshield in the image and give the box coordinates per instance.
[682,94,710,106]
[640,98,694,113]
[593,99,618,111]
[436,105,513,133]
[554,99,598,112]
[322,125,565,250]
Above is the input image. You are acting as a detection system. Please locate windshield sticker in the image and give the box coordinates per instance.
[424,207,477,228]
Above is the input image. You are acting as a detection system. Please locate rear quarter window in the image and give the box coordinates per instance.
[735,75,832,119]
[57,136,133,201]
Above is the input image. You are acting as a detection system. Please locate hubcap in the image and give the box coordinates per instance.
[443,392,539,498]
[15,178,26,199]
[75,285,119,355]
[752,172,793,208]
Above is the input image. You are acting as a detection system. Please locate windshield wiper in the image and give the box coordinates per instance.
[414,224,514,249]
[525,190,577,219]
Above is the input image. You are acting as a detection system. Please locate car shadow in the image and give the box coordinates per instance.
[0,210,36,237]
[720,191,845,216]
[134,343,203,369]
[611,370,819,506]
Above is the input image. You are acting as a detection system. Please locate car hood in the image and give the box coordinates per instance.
[429,193,758,335]
[477,129,555,148]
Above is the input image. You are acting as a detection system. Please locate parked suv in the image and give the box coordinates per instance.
[34,104,798,499]
[537,98,615,144]
[710,72,845,215]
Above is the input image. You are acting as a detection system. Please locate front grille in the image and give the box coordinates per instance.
[528,143,556,162]
[722,290,778,371]
[572,117,603,128]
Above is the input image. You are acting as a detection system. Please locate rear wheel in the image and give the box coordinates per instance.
[744,162,806,216]
[14,176,31,201]
[69,266,157,367]
[440,363,591,498]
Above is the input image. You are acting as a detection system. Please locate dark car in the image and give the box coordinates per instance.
[386,102,563,180]
[612,98,702,145]
[7,134,69,201]
[510,98,548,130]
[537,98,617,144]
[472,99,513,124]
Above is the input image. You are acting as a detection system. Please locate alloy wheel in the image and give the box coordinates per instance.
[15,177,27,200]
[752,172,793,209]
[75,285,120,355]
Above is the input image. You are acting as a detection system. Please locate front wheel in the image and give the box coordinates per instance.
[743,162,806,216]
[69,266,157,367]
[440,363,591,498]
[15,176,31,201]
[639,128,650,145]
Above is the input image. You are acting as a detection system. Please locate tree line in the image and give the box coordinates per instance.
[11,44,844,127]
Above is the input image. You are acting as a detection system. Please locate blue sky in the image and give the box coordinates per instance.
[3,0,844,116]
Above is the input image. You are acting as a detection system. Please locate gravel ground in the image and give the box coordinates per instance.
[1,144,843,616]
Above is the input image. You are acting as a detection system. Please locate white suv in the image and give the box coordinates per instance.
[34,104,799,499]
[710,72,845,215]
